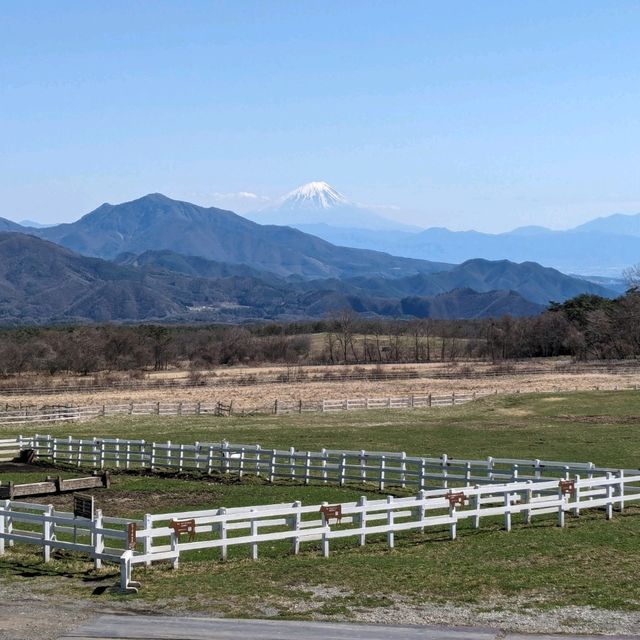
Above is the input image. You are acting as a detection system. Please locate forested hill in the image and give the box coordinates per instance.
[0,233,544,323]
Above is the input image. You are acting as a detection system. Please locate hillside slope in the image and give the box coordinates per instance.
[31,194,448,279]
[0,233,545,323]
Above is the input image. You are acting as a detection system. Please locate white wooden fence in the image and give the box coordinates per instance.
[2,471,638,592]
[0,438,20,462]
[5,434,631,491]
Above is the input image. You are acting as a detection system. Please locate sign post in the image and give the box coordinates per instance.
[127,522,137,551]
[73,494,95,544]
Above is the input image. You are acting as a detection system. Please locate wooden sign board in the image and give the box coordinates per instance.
[127,522,137,550]
[73,493,94,520]
[446,491,466,508]
[319,504,342,524]
[559,479,575,496]
[169,518,197,541]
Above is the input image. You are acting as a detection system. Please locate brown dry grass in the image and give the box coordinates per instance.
[2,360,640,411]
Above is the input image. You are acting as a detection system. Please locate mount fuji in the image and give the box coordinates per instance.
[248,181,421,232]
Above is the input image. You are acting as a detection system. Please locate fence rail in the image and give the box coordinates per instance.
[0,393,480,426]
[8,435,635,492]
[2,470,639,592]
[2,358,640,397]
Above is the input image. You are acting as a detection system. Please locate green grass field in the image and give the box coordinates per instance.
[2,390,640,617]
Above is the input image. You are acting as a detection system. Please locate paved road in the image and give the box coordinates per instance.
[59,614,640,640]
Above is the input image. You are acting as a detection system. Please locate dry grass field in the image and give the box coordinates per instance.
[2,359,640,411]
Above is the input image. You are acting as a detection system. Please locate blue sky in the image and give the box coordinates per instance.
[1,1,639,231]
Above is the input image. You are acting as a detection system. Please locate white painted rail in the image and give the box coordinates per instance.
[2,471,639,592]
[11,434,631,491]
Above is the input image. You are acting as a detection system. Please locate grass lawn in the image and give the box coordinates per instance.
[2,390,640,617]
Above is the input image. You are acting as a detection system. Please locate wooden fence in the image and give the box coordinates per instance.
[2,471,639,592]
[0,393,477,426]
[9,434,630,491]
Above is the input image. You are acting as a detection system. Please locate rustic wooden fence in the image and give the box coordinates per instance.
[0,392,477,426]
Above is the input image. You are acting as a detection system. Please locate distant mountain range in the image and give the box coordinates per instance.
[0,230,609,324]
[294,220,640,278]
[239,181,639,278]
[12,193,447,280]
[0,190,621,324]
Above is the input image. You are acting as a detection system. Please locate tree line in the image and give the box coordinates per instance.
[0,289,639,376]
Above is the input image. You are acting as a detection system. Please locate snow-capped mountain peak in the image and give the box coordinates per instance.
[248,181,420,232]
[280,181,350,209]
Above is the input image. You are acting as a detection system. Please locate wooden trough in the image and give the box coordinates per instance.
[0,471,110,499]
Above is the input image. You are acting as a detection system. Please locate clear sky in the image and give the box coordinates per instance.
[1,1,639,231]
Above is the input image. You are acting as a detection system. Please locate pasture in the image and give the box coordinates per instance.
[2,391,640,625]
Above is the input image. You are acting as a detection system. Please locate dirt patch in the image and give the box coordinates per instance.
[557,414,640,424]
[0,461,54,474]
[20,478,227,516]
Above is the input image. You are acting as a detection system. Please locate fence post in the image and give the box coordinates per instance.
[269,450,276,483]
[321,448,328,484]
[419,458,426,490]
[379,456,386,491]
[400,452,407,488]
[504,491,512,532]
[573,474,581,517]
[274,399,278,415]
[339,453,346,486]
[428,393,432,407]
[358,496,367,545]
[207,445,214,475]
[617,470,625,513]
[473,485,481,529]
[606,472,614,520]
[170,529,179,569]
[289,447,296,480]
[441,453,448,489]
[250,512,258,560]
[0,499,7,555]
[360,450,367,484]
[465,462,472,487]
[557,484,566,528]
[291,501,301,555]
[386,496,395,548]
[255,444,262,477]
[417,489,426,533]
[94,509,103,570]
[43,504,53,563]
[304,451,311,485]
[239,447,245,479]
[219,507,228,561]
[523,481,533,525]
[449,498,457,540]
[222,441,230,474]
[486,456,494,481]
[143,513,152,566]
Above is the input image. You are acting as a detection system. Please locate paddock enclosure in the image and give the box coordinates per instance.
[1,433,639,593]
